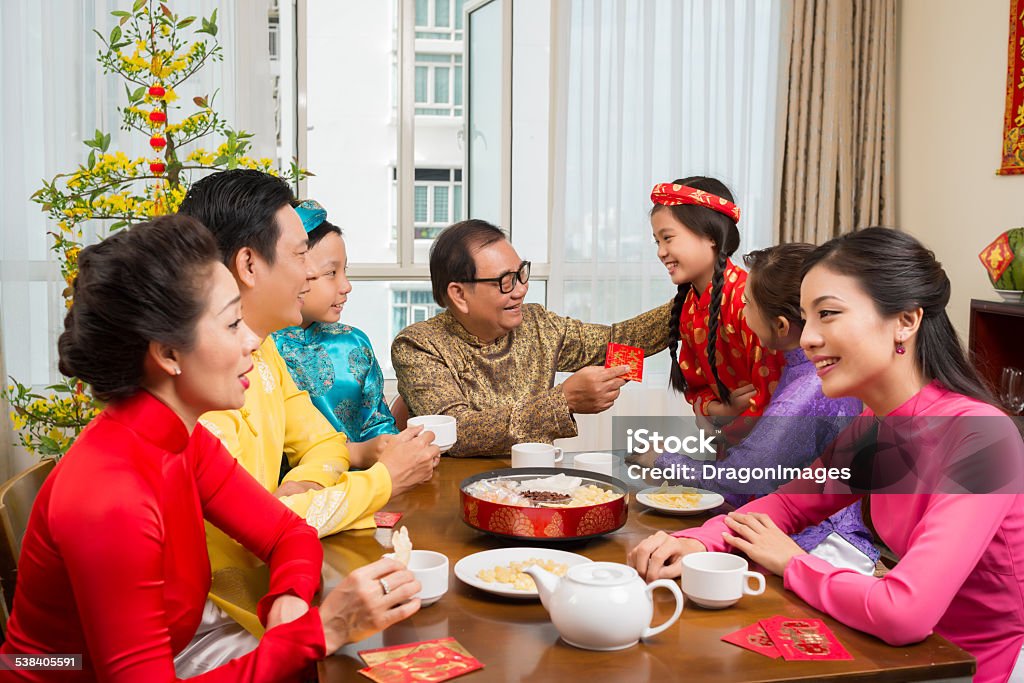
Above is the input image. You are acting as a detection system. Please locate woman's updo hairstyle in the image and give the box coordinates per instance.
[800,227,996,406]
[58,214,221,402]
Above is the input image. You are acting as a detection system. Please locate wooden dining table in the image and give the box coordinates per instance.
[318,454,975,682]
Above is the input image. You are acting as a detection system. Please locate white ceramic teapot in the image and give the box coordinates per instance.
[525,561,684,651]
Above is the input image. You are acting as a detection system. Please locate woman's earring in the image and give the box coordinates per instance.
[174,367,182,375]
[895,340,906,355]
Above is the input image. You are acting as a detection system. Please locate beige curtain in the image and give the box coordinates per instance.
[778,0,896,243]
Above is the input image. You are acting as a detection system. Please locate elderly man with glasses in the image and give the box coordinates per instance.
[392,219,672,458]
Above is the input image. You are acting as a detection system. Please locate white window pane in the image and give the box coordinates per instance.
[413,4,465,263]
[415,66,428,103]
[434,67,450,105]
[453,185,463,222]
[453,65,463,106]
[435,0,450,27]
[415,0,429,26]
[467,0,502,224]
[433,186,449,223]
[414,186,428,222]
[455,0,465,29]
[306,1,398,265]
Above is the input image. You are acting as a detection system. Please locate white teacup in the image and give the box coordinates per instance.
[511,442,563,468]
[573,452,614,477]
[385,549,449,606]
[407,415,457,453]
[681,552,766,609]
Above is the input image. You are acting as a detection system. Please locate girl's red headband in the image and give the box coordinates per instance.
[650,183,740,223]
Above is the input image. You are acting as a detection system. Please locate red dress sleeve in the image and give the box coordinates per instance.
[52,430,325,682]
[193,427,324,623]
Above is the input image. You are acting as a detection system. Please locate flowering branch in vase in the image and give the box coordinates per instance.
[4,0,312,457]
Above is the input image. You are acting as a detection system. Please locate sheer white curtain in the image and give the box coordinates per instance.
[0,0,274,477]
[548,0,784,451]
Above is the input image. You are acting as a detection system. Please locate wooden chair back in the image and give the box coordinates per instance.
[0,458,56,630]
[389,394,410,431]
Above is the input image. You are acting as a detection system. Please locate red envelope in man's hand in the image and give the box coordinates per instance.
[605,343,644,382]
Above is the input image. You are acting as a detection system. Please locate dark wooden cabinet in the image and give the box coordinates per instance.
[969,298,1024,399]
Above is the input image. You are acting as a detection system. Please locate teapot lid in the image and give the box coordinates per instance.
[567,561,638,586]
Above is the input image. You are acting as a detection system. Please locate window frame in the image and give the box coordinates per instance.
[295,0,550,285]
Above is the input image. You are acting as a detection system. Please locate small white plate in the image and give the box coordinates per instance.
[994,289,1024,304]
[454,547,592,599]
[636,487,725,516]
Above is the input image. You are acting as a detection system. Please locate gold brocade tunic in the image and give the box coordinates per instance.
[392,302,672,457]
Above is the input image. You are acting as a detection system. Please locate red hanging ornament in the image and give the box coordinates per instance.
[149,162,166,174]
[148,85,166,98]
[149,111,167,123]
[150,136,167,150]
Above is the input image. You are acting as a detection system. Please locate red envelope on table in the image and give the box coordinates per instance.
[374,511,403,528]
[760,616,853,661]
[358,644,483,682]
[605,343,644,382]
[358,638,474,667]
[721,623,782,658]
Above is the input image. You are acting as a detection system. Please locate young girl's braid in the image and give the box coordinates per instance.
[667,283,691,393]
[705,242,731,404]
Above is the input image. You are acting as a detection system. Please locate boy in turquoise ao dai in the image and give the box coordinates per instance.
[273,201,398,464]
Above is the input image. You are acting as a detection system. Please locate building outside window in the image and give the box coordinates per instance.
[299,1,478,380]
[414,168,462,240]
[415,0,465,40]
[414,53,463,117]
[391,287,443,339]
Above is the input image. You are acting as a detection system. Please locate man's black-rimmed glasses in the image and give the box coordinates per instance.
[458,261,531,294]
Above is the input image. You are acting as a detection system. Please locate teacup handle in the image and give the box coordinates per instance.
[553,447,564,464]
[743,571,766,596]
[641,579,684,640]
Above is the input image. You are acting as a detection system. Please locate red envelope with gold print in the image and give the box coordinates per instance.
[358,638,473,667]
[373,511,404,528]
[721,623,782,658]
[358,644,483,682]
[760,616,853,661]
[605,343,644,382]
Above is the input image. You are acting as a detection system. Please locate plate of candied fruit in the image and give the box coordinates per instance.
[454,547,592,598]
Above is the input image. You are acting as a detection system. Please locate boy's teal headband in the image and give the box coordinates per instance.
[294,199,327,233]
